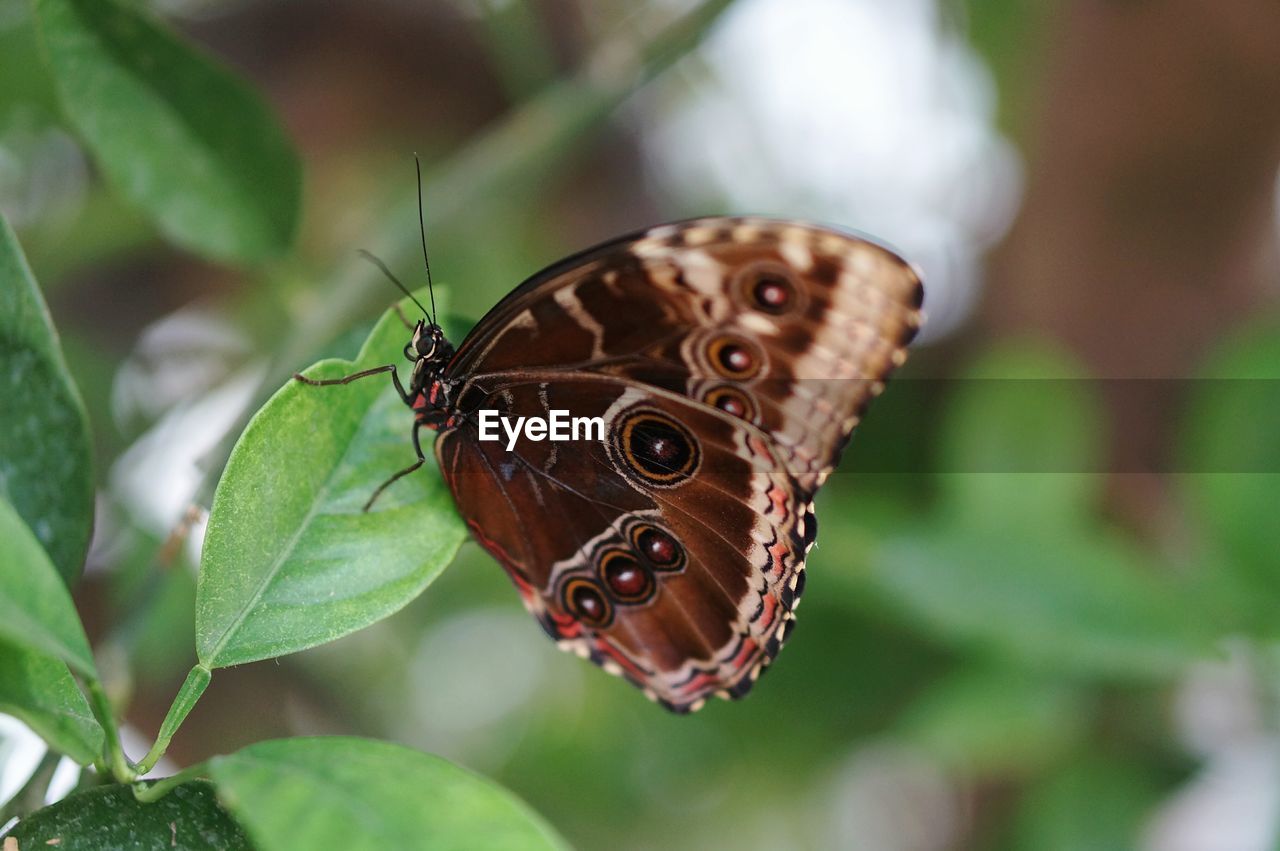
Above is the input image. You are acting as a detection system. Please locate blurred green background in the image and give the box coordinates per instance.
[3,0,1280,848]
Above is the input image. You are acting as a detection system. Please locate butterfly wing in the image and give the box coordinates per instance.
[437,375,810,711]
[437,217,923,710]
[449,217,923,491]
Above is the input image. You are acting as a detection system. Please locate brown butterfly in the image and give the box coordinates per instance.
[300,216,923,713]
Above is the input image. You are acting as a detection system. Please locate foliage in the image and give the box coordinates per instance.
[0,0,1277,848]
[7,781,251,850]
[205,738,567,851]
[31,0,301,263]
[196,301,465,669]
[0,215,93,582]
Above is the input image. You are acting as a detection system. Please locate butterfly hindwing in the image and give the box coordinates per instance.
[437,375,808,711]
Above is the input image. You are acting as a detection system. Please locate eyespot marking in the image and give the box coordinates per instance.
[599,550,655,603]
[703,385,758,422]
[612,409,700,486]
[630,524,686,571]
[734,261,803,316]
[707,335,763,380]
[562,577,612,628]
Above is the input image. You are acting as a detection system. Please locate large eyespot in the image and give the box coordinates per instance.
[703,385,758,422]
[612,409,700,486]
[598,549,655,603]
[735,262,801,315]
[629,524,685,572]
[561,577,613,628]
[707,336,763,380]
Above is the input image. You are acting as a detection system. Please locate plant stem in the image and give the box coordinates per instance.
[86,678,134,783]
[133,664,211,776]
[0,748,61,822]
[131,761,210,804]
[72,763,111,795]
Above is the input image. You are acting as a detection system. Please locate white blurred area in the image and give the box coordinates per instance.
[93,307,262,572]
[1142,646,1280,851]
[643,0,1022,343]
[0,716,80,823]
[0,110,87,230]
[395,606,584,769]
[822,743,962,850]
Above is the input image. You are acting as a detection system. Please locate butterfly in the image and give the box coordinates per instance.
[300,215,923,713]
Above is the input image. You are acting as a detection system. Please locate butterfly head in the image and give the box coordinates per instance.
[405,320,454,390]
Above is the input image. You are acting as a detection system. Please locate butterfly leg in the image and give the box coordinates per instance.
[293,364,414,405]
[363,423,426,512]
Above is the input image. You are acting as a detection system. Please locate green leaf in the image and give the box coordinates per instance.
[0,14,60,120]
[196,296,465,668]
[897,663,1090,774]
[936,340,1104,529]
[866,522,1209,682]
[1179,320,1280,601]
[32,0,301,263]
[0,499,96,678]
[8,780,251,850]
[0,213,93,583]
[0,639,102,765]
[208,737,568,851]
[1010,755,1165,851]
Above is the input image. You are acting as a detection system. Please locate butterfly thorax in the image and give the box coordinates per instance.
[404,320,458,431]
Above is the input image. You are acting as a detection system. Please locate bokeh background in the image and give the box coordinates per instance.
[3,0,1280,848]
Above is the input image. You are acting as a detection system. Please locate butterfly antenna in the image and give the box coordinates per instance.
[357,249,430,319]
[414,154,438,325]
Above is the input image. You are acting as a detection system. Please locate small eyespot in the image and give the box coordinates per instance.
[707,336,763,380]
[719,345,752,373]
[703,385,757,422]
[612,409,700,486]
[631,524,685,571]
[735,262,800,315]
[752,274,794,313]
[599,550,654,603]
[561,578,612,628]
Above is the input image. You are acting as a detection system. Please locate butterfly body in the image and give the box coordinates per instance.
[366,217,922,713]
